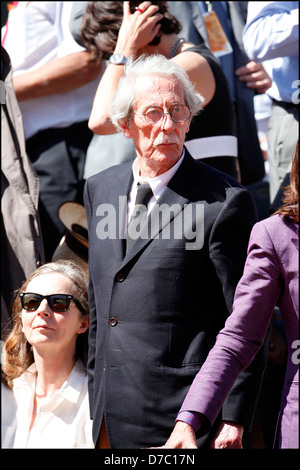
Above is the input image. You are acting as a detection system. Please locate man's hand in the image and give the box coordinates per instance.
[210,421,244,449]
[235,61,272,94]
[161,421,198,449]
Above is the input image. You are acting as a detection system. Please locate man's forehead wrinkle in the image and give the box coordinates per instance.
[134,75,184,109]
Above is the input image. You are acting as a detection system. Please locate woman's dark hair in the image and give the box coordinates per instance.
[81,1,181,62]
[274,140,299,222]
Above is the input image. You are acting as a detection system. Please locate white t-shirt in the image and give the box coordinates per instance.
[2,1,103,138]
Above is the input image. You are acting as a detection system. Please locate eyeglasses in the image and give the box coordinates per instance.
[134,105,191,126]
[19,292,86,314]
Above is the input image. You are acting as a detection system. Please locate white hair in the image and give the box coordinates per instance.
[110,54,205,132]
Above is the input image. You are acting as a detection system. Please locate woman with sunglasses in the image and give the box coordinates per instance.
[1,260,93,448]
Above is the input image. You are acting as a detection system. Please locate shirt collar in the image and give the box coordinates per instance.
[132,148,185,199]
[13,361,86,404]
[58,362,87,404]
[13,363,37,390]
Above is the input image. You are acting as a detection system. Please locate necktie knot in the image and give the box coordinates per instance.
[135,183,153,206]
[126,183,153,253]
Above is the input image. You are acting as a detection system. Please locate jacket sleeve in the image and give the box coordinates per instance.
[83,180,97,418]
[243,2,299,61]
[209,187,269,430]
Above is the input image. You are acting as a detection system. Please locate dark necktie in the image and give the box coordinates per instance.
[126,183,153,252]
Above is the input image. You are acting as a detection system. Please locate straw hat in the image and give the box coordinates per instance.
[58,202,88,247]
[52,202,88,272]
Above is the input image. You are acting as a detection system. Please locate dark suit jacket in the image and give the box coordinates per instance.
[84,149,266,448]
[168,1,265,185]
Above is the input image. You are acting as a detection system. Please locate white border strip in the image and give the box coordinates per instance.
[185,135,238,159]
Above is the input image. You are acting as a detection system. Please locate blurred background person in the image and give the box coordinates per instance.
[243,1,299,204]
[1,1,105,261]
[168,1,271,189]
[1,45,44,335]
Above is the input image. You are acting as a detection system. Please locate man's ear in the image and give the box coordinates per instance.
[185,120,190,135]
[118,120,132,138]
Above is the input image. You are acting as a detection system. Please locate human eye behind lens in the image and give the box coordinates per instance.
[26,295,40,309]
[145,107,162,117]
[52,295,68,305]
[171,104,184,114]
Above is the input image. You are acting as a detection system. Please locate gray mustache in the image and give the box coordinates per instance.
[153,134,180,148]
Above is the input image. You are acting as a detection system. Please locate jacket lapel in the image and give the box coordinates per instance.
[119,150,196,267]
[109,165,133,261]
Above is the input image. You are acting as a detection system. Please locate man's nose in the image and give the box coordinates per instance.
[161,113,175,132]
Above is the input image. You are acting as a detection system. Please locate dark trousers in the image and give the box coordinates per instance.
[26,121,93,261]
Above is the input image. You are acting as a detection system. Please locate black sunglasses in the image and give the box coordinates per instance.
[19,292,86,314]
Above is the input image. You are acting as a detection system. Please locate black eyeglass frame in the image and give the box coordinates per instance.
[19,292,86,314]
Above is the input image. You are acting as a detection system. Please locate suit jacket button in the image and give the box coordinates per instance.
[109,317,118,327]
[115,272,125,282]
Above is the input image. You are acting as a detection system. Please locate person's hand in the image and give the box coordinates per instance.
[114,1,163,57]
[235,61,272,94]
[158,421,198,449]
[210,421,244,449]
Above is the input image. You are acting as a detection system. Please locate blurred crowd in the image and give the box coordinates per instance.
[1,1,298,450]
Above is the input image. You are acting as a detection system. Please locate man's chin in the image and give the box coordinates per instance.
[152,146,181,162]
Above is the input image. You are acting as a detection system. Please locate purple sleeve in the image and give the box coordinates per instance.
[176,411,206,432]
[178,220,282,426]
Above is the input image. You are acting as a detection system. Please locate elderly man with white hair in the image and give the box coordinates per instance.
[84,54,267,449]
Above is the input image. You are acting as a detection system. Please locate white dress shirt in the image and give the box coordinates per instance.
[127,150,185,226]
[1,361,94,448]
[243,2,299,103]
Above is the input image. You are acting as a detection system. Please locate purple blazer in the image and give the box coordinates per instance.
[180,214,299,448]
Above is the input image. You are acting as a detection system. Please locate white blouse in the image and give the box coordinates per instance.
[1,362,94,448]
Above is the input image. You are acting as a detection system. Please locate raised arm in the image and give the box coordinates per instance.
[88,1,162,135]
[13,51,103,102]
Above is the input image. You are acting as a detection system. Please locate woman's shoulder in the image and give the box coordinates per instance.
[257,213,298,232]
[181,42,218,63]
[251,214,298,246]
